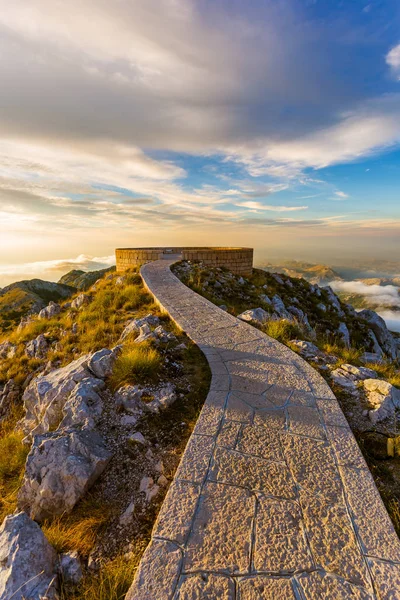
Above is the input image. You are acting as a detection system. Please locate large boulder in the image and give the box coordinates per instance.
[18,428,111,522]
[0,511,58,600]
[38,301,61,320]
[237,308,269,324]
[359,309,397,360]
[25,334,48,359]
[362,379,400,424]
[21,354,93,436]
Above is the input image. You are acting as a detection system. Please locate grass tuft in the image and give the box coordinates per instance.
[65,555,139,600]
[109,342,162,391]
[262,319,305,344]
[42,495,111,557]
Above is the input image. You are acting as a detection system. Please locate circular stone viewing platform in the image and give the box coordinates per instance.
[115,246,253,276]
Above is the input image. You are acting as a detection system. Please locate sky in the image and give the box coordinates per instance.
[1,0,400,284]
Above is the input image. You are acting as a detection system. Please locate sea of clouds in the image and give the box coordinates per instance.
[330,280,400,333]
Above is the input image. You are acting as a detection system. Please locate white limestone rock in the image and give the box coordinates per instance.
[237,308,269,324]
[0,511,58,600]
[18,428,111,522]
[139,476,160,503]
[21,354,93,436]
[25,333,48,359]
[271,273,284,285]
[71,293,91,310]
[59,378,105,430]
[38,301,61,320]
[272,294,290,318]
[290,340,320,359]
[59,551,83,585]
[341,364,377,380]
[88,347,120,379]
[260,294,271,305]
[129,432,146,445]
[115,385,146,415]
[120,314,160,341]
[119,501,135,526]
[362,379,400,423]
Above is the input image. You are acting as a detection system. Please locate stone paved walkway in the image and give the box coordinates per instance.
[126,258,400,600]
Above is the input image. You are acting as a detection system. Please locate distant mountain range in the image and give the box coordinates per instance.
[0,268,114,333]
[259,260,343,285]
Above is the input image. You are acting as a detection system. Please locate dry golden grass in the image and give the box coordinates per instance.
[42,495,111,557]
[109,341,162,391]
[0,407,29,522]
[64,554,140,600]
[262,318,305,344]
[318,341,364,366]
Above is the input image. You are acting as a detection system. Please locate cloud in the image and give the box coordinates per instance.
[330,280,400,308]
[334,191,349,199]
[237,201,308,212]
[386,44,400,79]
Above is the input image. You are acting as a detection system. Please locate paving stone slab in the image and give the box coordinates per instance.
[340,466,400,562]
[183,482,255,574]
[153,480,201,545]
[238,576,296,599]
[254,496,313,573]
[209,446,296,497]
[174,573,235,599]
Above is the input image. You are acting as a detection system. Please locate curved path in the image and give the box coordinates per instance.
[127,258,400,600]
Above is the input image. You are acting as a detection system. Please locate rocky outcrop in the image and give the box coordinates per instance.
[338,322,350,347]
[18,428,111,522]
[330,364,377,395]
[362,379,400,424]
[120,314,160,341]
[0,511,58,600]
[38,301,61,320]
[322,286,345,317]
[71,293,91,310]
[359,309,397,360]
[25,333,48,359]
[21,354,93,436]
